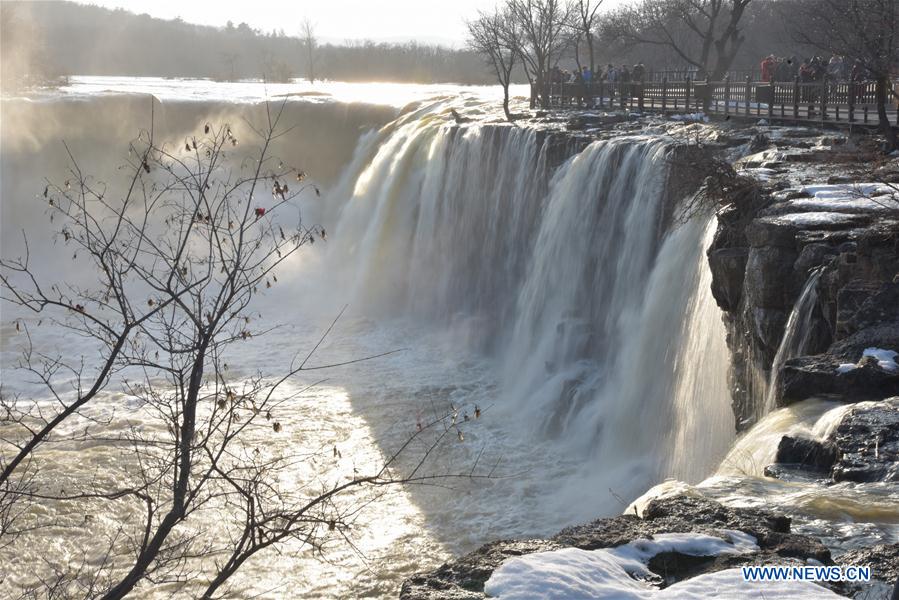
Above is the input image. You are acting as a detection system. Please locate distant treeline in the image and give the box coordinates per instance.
[0,1,500,87]
[0,0,846,92]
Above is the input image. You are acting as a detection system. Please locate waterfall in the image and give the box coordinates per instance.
[324,108,734,511]
[763,268,823,415]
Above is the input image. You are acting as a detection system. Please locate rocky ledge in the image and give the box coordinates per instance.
[400,494,898,599]
[768,397,899,483]
[706,133,899,429]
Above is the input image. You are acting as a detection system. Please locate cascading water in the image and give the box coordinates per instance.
[325,101,550,348]
[324,107,735,516]
[763,268,824,415]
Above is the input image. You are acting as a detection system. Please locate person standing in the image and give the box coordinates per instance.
[760,55,776,83]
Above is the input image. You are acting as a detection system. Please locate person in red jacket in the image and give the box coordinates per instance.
[760,55,776,82]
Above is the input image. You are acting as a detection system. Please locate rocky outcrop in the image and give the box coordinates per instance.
[768,398,899,483]
[830,398,899,483]
[400,495,832,599]
[780,352,899,403]
[773,435,839,471]
[707,145,899,428]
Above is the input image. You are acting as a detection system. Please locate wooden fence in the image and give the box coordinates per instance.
[535,76,899,126]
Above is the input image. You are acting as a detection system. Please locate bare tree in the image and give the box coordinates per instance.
[220,52,238,81]
[572,0,604,74]
[468,8,520,121]
[301,17,318,83]
[786,0,898,149]
[509,0,573,108]
[608,0,751,79]
[1,102,490,598]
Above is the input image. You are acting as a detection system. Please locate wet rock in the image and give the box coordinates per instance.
[774,435,839,471]
[748,133,771,153]
[744,246,797,308]
[400,495,832,599]
[830,397,899,483]
[836,281,883,338]
[708,247,749,311]
[746,217,799,247]
[847,283,899,334]
[779,354,899,404]
[837,543,899,586]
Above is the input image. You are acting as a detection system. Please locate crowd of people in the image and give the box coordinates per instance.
[549,63,647,86]
[760,54,868,84]
[539,55,876,108]
[545,55,869,89]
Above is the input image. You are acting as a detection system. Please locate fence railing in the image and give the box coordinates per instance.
[535,76,899,126]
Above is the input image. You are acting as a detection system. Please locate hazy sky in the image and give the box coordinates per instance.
[77,0,627,47]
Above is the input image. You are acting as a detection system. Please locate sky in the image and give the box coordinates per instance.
[75,0,627,47]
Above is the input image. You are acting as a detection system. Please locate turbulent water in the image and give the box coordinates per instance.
[2,79,892,599]
[322,101,734,507]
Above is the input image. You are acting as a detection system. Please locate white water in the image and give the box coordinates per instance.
[322,103,735,516]
[763,268,823,415]
[2,83,745,598]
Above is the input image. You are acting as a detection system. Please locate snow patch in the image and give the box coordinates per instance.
[770,211,861,227]
[836,347,898,374]
[863,347,898,371]
[670,113,709,123]
[485,531,841,599]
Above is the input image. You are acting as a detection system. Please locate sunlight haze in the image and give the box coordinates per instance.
[76,0,628,45]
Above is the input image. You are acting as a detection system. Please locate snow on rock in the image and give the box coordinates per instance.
[863,347,899,371]
[669,113,709,123]
[836,347,899,374]
[769,211,863,227]
[655,568,844,599]
[484,531,840,599]
[799,183,897,200]
[769,183,899,216]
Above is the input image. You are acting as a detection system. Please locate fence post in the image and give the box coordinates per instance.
[792,76,799,119]
[745,75,751,116]
[598,79,604,109]
[724,75,731,116]
[768,81,775,119]
[685,76,692,112]
[848,81,855,123]
[821,79,828,120]
[661,77,668,113]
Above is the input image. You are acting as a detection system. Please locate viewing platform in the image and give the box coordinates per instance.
[533,77,899,128]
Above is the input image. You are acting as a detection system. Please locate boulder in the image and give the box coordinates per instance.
[774,435,839,471]
[830,398,899,483]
